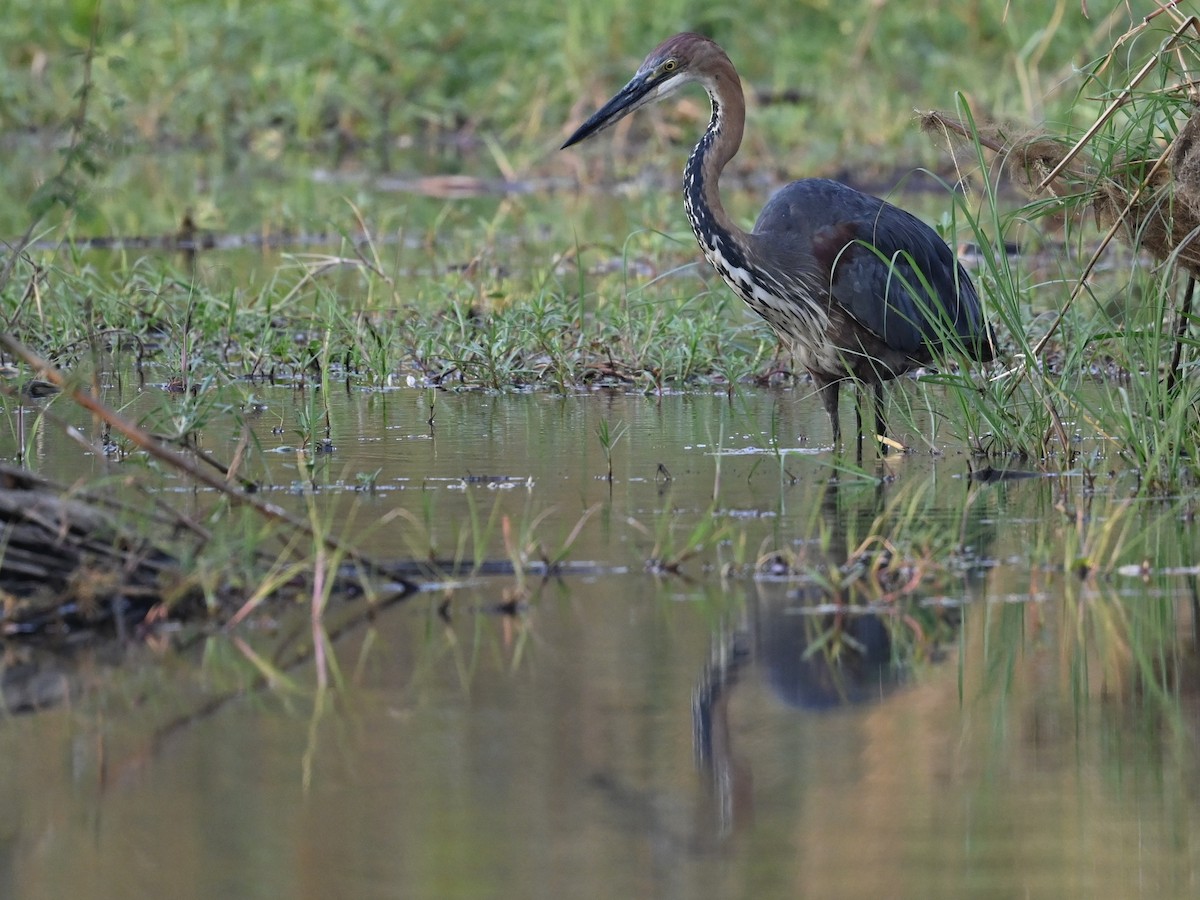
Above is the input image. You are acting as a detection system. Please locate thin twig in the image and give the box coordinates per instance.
[1034,52,1163,194]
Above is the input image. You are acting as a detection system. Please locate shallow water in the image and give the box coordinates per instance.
[2,133,1197,895]
[2,377,1199,899]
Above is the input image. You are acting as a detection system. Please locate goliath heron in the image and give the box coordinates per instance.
[562,33,994,451]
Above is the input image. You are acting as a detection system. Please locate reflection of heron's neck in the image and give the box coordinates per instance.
[694,645,754,837]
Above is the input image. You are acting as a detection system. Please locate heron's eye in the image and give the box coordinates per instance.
[662,59,677,73]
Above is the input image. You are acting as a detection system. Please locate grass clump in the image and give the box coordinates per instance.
[916,9,1200,487]
[0,1,1129,239]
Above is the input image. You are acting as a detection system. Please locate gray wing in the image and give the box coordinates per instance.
[753,179,990,359]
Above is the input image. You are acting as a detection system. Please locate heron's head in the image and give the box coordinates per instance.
[561,33,724,149]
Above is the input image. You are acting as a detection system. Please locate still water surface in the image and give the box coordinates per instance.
[2,380,1199,898]
[1,137,1195,895]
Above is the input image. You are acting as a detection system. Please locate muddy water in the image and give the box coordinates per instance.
[2,380,1199,898]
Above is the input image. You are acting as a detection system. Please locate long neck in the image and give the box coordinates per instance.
[683,62,749,253]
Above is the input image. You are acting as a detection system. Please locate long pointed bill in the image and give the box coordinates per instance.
[561,73,660,149]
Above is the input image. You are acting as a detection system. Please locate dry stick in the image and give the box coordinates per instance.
[1034,24,1187,195]
[1151,1,1192,26]
[0,331,391,578]
[922,111,1007,157]
[1080,6,1182,86]
[0,381,215,543]
[1033,160,1171,358]
[0,226,42,315]
[1035,15,1199,195]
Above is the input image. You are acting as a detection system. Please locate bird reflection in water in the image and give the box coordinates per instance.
[691,480,974,839]
[692,601,904,837]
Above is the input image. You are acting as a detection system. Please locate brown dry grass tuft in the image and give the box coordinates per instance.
[922,10,1200,277]
[922,106,1200,275]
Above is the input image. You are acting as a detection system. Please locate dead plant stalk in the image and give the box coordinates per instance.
[0,330,390,580]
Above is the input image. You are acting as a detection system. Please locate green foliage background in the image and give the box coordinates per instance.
[0,1,1137,171]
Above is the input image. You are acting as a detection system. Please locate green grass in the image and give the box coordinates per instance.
[0,0,1135,236]
[2,1,1108,143]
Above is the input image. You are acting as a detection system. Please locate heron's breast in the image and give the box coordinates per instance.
[694,233,833,358]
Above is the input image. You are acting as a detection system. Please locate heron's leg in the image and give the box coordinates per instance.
[854,387,863,443]
[853,384,865,462]
[817,377,841,447]
[874,382,887,455]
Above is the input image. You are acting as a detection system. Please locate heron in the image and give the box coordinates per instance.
[561,33,994,453]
